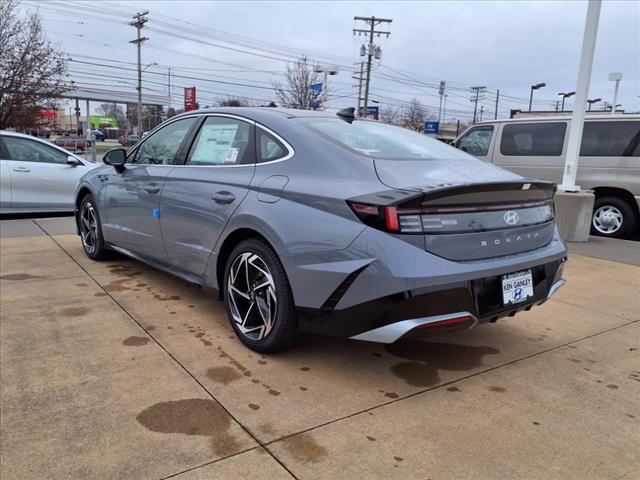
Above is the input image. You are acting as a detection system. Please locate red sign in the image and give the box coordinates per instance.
[184,87,197,111]
[38,111,57,120]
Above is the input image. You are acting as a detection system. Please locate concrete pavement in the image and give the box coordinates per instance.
[1,217,638,479]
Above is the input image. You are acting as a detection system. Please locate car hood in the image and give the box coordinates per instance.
[373,157,521,192]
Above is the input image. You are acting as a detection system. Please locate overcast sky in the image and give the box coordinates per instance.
[23,0,640,120]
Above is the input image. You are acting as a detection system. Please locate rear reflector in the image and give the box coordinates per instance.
[418,315,473,328]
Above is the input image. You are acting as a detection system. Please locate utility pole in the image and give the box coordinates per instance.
[353,16,392,117]
[129,10,149,136]
[167,67,171,108]
[443,93,448,124]
[438,80,446,124]
[353,61,365,115]
[470,86,486,123]
[494,89,500,120]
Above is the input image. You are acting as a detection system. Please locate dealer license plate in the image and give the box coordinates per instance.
[501,270,534,305]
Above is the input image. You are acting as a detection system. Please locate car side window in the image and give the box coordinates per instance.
[186,117,254,166]
[257,128,288,163]
[457,126,494,156]
[129,117,197,165]
[580,121,640,157]
[2,136,69,164]
[500,122,566,156]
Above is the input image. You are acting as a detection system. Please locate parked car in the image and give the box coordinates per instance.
[454,115,640,239]
[53,136,89,152]
[118,134,140,147]
[0,131,99,214]
[28,127,51,138]
[90,129,105,141]
[75,107,567,352]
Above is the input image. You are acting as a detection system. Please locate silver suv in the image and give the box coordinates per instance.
[455,115,640,239]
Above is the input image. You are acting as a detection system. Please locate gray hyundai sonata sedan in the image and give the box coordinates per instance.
[75,107,567,352]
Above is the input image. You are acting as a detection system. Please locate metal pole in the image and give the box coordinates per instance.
[443,94,448,124]
[136,32,142,135]
[494,89,499,120]
[528,86,534,111]
[323,70,328,105]
[362,18,374,119]
[356,62,364,116]
[85,98,90,160]
[438,93,443,124]
[472,88,479,123]
[561,96,566,111]
[479,105,484,122]
[559,0,602,191]
[168,67,171,108]
[611,79,620,115]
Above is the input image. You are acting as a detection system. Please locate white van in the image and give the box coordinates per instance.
[454,115,640,239]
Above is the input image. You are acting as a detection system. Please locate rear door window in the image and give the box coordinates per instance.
[500,122,566,156]
[186,116,254,166]
[457,126,494,156]
[580,121,640,157]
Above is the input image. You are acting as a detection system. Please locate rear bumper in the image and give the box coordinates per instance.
[297,257,566,343]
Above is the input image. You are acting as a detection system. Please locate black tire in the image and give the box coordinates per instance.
[78,194,110,260]
[223,238,298,353]
[590,196,638,239]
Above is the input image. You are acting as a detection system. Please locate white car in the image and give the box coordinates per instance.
[0,131,100,214]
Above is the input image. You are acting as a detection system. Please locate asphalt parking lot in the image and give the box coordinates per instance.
[1,216,638,480]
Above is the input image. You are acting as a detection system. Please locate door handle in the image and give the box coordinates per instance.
[97,174,109,182]
[142,183,161,194]
[211,191,236,205]
[12,167,30,172]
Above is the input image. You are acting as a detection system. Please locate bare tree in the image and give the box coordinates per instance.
[401,98,427,132]
[272,57,322,110]
[380,106,400,125]
[0,0,69,130]
[218,96,248,107]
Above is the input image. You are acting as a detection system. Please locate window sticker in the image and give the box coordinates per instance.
[190,123,239,164]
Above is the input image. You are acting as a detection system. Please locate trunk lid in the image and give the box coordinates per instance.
[371,159,557,261]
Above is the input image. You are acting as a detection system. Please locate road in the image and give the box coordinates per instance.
[0,217,638,479]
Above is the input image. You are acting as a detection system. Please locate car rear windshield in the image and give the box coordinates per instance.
[298,118,471,160]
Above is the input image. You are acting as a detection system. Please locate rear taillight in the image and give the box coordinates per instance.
[347,200,554,235]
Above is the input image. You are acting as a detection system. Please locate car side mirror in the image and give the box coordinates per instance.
[67,155,80,166]
[103,148,127,170]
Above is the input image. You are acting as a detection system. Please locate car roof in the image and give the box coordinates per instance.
[171,106,339,123]
[475,114,640,125]
[0,130,85,160]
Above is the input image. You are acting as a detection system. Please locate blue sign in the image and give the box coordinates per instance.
[358,106,379,116]
[424,121,439,134]
[310,83,323,94]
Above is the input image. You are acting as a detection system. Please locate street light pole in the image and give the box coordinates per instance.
[608,72,622,115]
[559,91,576,111]
[529,82,546,111]
[587,98,601,111]
[559,0,602,191]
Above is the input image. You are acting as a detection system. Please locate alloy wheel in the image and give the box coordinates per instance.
[227,252,277,341]
[80,202,98,255]
[592,205,623,234]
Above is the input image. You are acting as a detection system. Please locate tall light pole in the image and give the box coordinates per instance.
[353,16,392,118]
[559,0,601,192]
[608,72,622,115]
[558,91,576,111]
[130,10,149,136]
[587,97,601,111]
[314,65,338,107]
[528,82,546,111]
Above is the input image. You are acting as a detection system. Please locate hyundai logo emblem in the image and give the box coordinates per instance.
[503,210,520,225]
